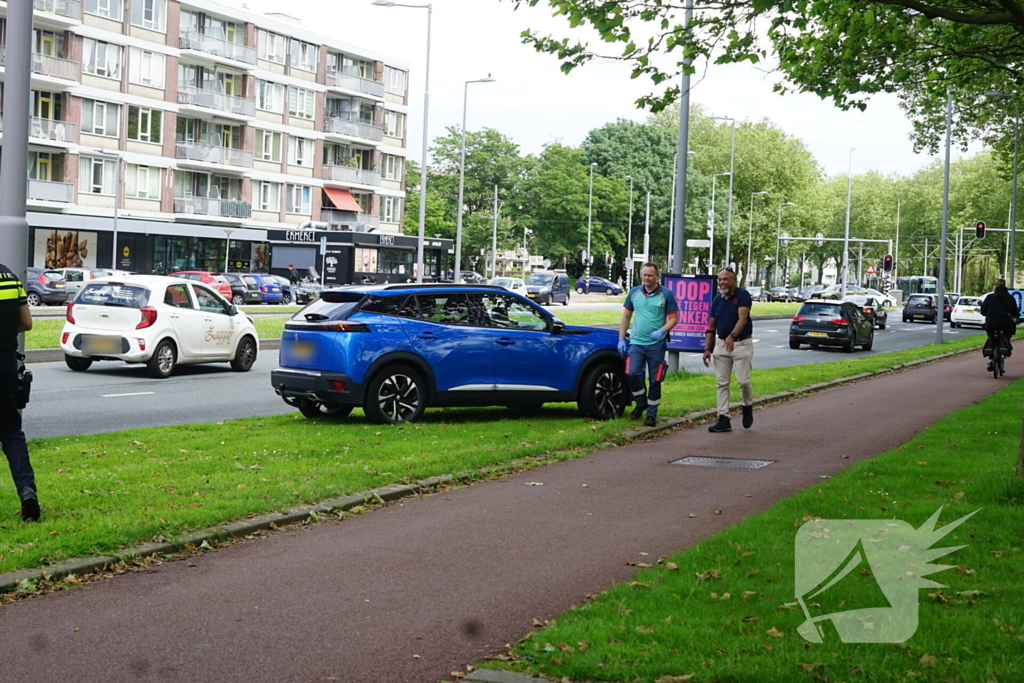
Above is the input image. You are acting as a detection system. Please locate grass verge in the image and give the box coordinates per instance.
[2,335,985,578]
[478,379,1024,683]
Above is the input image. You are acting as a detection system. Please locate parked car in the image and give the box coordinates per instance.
[270,283,626,424]
[48,268,104,298]
[789,300,875,352]
[525,271,571,306]
[842,295,888,329]
[746,286,766,301]
[25,267,68,306]
[574,276,623,295]
[797,284,828,301]
[169,271,233,299]
[60,275,259,378]
[223,273,264,305]
[950,295,986,328]
[489,277,527,294]
[818,284,867,300]
[458,270,488,284]
[903,294,939,324]
[768,286,793,302]
[250,273,283,304]
[267,275,295,304]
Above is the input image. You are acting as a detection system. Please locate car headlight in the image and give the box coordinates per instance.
[540,287,550,293]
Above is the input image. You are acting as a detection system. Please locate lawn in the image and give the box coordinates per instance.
[478,379,1024,683]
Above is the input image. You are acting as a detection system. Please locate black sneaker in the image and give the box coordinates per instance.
[630,406,644,420]
[19,489,40,523]
[708,416,732,433]
[987,362,994,372]
[742,405,754,429]
[644,415,656,427]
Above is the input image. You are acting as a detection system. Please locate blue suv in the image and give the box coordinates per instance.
[270,284,627,424]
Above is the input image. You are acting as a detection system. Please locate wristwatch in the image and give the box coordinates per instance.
[729,333,738,340]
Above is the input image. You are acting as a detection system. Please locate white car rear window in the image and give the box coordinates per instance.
[77,283,150,308]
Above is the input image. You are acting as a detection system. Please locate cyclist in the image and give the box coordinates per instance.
[981,279,1020,371]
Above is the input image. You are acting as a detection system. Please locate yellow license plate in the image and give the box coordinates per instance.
[914,314,924,318]
[85,336,120,354]
[809,332,828,338]
[527,294,536,298]
[290,341,314,359]
[55,283,65,288]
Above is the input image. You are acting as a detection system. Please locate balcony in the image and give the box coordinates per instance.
[326,69,385,98]
[174,197,252,219]
[32,52,80,80]
[33,0,82,20]
[324,115,383,142]
[179,32,257,66]
[177,86,255,117]
[29,118,77,143]
[176,142,254,169]
[28,179,74,203]
[321,209,380,231]
[323,164,381,186]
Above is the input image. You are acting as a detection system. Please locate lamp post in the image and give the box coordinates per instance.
[710,172,731,274]
[625,174,634,286]
[454,75,496,283]
[986,91,1019,286]
[585,162,596,293]
[841,147,855,298]
[712,115,736,268]
[667,150,695,268]
[747,191,768,287]
[774,202,795,288]
[372,0,431,281]
[92,148,122,269]
[223,228,235,273]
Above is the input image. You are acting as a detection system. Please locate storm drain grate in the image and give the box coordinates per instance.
[671,456,775,469]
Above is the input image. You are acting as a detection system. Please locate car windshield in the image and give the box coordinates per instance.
[490,278,511,287]
[243,276,259,287]
[844,296,869,305]
[77,283,150,308]
[293,291,364,321]
[908,295,933,306]
[798,303,843,317]
[526,273,554,286]
[43,270,64,281]
[212,275,229,284]
[958,297,982,306]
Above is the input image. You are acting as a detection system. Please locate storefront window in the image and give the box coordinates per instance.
[152,236,227,274]
[377,249,413,276]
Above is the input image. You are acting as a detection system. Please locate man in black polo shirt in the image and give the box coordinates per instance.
[0,263,40,521]
[701,268,755,433]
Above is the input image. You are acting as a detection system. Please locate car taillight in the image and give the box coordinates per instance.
[38,274,51,285]
[261,285,269,293]
[792,316,806,321]
[284,321,370,332]
[137,306,158,329]
[863,308,874,314]
[831,318,850,325]
[66,302,76,324]
[61,332,69,344]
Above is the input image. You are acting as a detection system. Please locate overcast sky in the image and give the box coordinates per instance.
[238,0,976,178]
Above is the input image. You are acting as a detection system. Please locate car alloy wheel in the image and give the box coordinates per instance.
[297,400,354,419]
[146,340,177,378]
[230,336,258,372]
[26,292,41,307]
[578,362,627,420]
[232,294,244,305]
[606,287,615,295]
[576,287,585,294]
[365,365,426,424]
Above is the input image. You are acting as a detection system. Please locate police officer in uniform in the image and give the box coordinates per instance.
[0,263,40,522]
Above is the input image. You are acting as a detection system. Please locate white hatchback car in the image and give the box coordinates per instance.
[950,295,986,328]
[60,275,259,378]
[488,277,526,294]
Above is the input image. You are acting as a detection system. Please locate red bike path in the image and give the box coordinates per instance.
[0,353,1014,682]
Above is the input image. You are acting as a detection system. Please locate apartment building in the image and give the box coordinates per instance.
[0,0,450,284]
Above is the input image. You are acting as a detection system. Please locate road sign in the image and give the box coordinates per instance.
[815,232,824,247]
[633,253,648,262]
[781,232,790,247]
[686,239,711,248]
[865,263,876,275]
[319,236,327,255]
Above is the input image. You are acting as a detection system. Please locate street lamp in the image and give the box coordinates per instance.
[454,74,496,283]
[372,0,432,282]
[585,162,596,293]
[223,228,235,273]
[667,150,696,268]
[774,202,795,288]
[841,147,855,298]
[625,174,634,287]
[712,115,736,268]
[91,148,122,269]
[747,191,768,287]
[986,91,1019,286]
[710,172,731,274]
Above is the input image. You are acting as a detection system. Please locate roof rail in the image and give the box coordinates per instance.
[380,282,508,291]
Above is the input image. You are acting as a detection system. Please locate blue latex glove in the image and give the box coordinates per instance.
[617,338,629,356]
[649,328,667,342]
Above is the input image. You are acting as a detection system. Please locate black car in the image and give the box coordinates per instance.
[789,300,874,352]
[26,267,69,306]
[223,273,263,305]
[843,295,888,329]
[903,294,938,324]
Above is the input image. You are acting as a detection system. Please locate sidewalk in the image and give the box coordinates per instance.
[0,353,1007,683]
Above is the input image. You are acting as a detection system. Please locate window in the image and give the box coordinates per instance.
[290,39,317,72]
[254,181,281,212]
[129,47,165,87]
[256,130,282,162]
[127,106,162,143]
[258,30,286,64]
[257,80,285,113]
[326,52,341,74]
[288,87,315,119]
[384,66,406,95]
[125,164,161,199]
[83,39,122,79]
[78,157,117,195]
[481,293,548,331]
[382,110,404,138]
[342,55,373,79]
[382,154,402,180]
[130,0,166,32]
[286,184,311,214]
[85,0,122,20]
[382,196,401,223]
[82,99,120,137]
[288,136,312,167]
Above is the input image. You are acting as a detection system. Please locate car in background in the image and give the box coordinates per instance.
[249,273,283,304]
[169,271,233,299]
[818,284,867,300]
[950,295,985,328]
[525,271,571,306]
[797,284,828,301]
[25,267,68,306]
[789,299,874,352]
[903,294,939,323]
[574,276,623,295]
[48,268,107,298]
[864,288,897,308]
[746,286,766,301]
[267,275,294,304]
[842,295,888,329]
[458,270,488,284]
[60,275,258,378]
[768,286,793,302]
[223,273,263,305]
[270,283,626,424]
[942,293,960,321]
[489,277,527,294]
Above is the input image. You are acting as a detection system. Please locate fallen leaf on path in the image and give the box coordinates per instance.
[766,627,785,638]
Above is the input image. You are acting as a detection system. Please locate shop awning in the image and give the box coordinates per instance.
[323,188,363,213]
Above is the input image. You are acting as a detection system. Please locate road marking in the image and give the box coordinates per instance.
[102,392,155,398]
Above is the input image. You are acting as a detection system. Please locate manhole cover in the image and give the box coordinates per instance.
[671,456,774,469]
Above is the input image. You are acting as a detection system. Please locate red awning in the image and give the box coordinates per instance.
[323,187,363,213]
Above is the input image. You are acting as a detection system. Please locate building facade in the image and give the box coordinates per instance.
[0,0,449,283]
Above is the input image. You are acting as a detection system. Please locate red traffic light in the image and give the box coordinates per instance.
[976,221,986,239]
[882,254,893,272]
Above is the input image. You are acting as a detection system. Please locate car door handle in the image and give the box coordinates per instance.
[417,333,439,340]
[496,338,515,346]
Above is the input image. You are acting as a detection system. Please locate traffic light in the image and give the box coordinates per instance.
[882,254,893,272]
[976,220,986,239]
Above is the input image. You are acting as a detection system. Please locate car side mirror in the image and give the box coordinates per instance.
[228,305,238,316]
[551,319,565,334]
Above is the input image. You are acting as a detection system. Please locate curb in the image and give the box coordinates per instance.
[0,341,984,595]
[24,338,281,364]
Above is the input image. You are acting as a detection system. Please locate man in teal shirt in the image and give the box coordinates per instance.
[617,263,679,427]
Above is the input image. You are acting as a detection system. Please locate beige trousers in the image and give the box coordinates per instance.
[712,338,754,417]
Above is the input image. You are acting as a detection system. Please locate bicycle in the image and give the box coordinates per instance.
[986,331,1008,378]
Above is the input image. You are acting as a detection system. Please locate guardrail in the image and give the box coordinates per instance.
[27,179,75,203]
[322,164,381,186]
[176,142,254,168]
[326,69,385,98]
[174,197,252,218]
[29,118,76,143]
[32,52,80,80]
[179,32,257,65]
[324,115,383,142]
[33,0,81,19]
[321,209,380,231]
[177,86,255,117]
